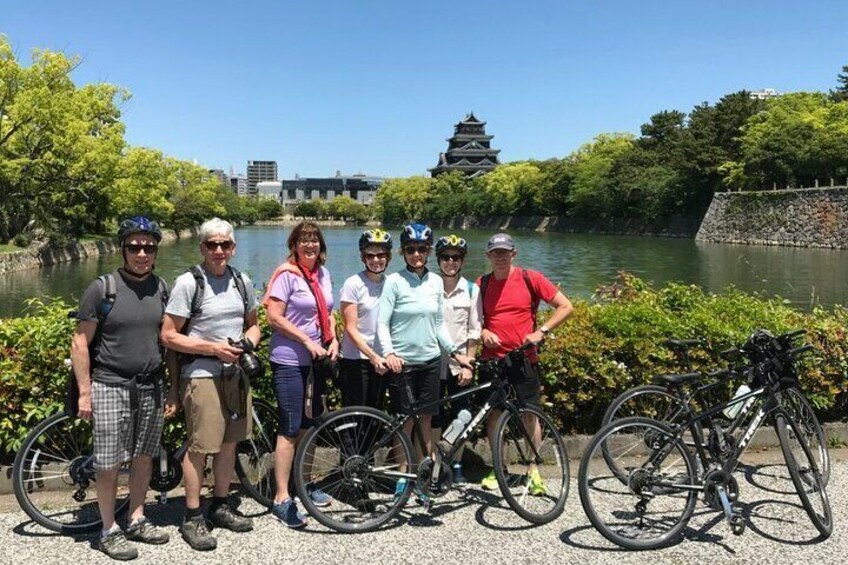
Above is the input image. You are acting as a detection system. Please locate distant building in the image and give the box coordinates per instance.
[429,112,500,178]
[256,181,283,201]
[749,88,781,100]
[247,160,278,194]
[229,175,248,195]
[281,171,383,205]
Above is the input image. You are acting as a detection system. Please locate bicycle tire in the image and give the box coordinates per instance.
[579,416,699,550]
[774,412,833,538]
[12,412,130,534]
[492,406,569,524]
[235,398,279,507]
[780,387,829,486]
[601,385,697,481]
[294,406,414,533]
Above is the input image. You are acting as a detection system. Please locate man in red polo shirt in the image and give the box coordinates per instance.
[476,232,573,493]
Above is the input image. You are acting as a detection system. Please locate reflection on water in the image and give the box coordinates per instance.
[2,226,846,318]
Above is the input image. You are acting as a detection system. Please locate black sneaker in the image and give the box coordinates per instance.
[125,517,169,545]
[209,503,254,532]
[179,515,217,551]
[99,529,138,561]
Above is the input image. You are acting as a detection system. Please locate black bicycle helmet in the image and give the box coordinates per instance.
[435,234,468,257]
[117,216,162,246]
[358,228,393,251]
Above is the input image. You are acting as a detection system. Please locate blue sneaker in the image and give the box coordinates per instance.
[271,499,307,529]
[413,486,430,508]
[393,478,409,505]
[307,483,333,507]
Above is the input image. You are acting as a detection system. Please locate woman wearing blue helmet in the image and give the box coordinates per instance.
[376,223,472,504]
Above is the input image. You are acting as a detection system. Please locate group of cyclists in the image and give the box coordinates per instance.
[70,215,573,560]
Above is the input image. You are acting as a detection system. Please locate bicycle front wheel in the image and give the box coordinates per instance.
[780,387,829,486]
[579,416,698,550]
[12,412,130,533]
[294,406,414,533]
[235,397,278,507]
[492,406,569,524]
[775,412,832,538]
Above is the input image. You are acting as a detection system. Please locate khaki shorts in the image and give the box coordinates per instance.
[181,376,252,454]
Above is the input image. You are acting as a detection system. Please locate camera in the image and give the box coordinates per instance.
[228,337,263,379]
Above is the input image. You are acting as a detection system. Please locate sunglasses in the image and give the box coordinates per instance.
[204,240,235,251]
[404,245,429,255]
[439,254,463,262]
[364,252,389,260]
[125,244,158,254]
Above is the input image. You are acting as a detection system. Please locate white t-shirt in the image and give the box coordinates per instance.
[339,271,384,360]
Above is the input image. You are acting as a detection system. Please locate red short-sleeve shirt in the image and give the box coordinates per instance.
[477,267,558,361]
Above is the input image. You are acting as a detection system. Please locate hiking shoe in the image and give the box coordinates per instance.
[413,486,430,509]
[528,468,548,496]
[209,503,254,532]
[99,529,138,561]
[271,499,307,529]
[179,515,217,551]
[125,517,169,544]
[306,483,333,507]
[481,469,498,491]
[451,463,467,485]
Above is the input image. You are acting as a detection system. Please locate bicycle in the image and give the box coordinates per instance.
[600,330,829,485]
[292,340,570,533]
[578,337,832,550]
[12,367,278,534]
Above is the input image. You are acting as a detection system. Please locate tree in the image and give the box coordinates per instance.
[255,198,283,220]
[372,176,434,224]
[567,133,635,218]
[111,147,176,221]
[472,162,545,216]
[830,65,848,102]
[0,36,128,241]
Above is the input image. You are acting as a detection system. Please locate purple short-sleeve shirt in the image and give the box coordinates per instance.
[269,267,334,366]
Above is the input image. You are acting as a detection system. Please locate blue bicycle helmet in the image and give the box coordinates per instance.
[400,223,433,247]
[117,216,162,246]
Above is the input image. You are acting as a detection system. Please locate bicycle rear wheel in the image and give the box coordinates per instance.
[774,412,832,538]
[294,406,414,533]
[12,412,130,533]
[601,386,698,481]
[492,406,569,524]
[235,397,278,507]
[579,416,698,550]
[780,387,829,485]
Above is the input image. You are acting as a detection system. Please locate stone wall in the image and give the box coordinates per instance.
[431,214,702,238]
[696,187,848,248]
[0,228,197,274]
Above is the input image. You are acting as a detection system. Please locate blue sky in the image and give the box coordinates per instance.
[3,0,848,178]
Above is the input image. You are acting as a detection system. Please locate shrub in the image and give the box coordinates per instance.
[2,274,847,462]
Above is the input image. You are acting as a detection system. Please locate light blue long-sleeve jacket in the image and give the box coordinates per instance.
[377,267,456,363]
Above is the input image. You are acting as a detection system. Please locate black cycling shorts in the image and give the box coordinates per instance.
[388,357,441,416]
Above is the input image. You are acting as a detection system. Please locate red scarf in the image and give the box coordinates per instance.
[296,261,334,346]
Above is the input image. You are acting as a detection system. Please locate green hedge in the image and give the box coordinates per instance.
[2,274,847,463]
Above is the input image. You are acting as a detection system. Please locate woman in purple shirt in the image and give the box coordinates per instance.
[265,222,338,528]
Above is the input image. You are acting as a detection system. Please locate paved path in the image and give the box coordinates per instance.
[1,449,845,565]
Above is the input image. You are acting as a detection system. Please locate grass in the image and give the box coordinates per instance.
[0,243,24,254]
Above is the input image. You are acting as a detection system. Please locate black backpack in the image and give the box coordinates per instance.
[181,264,251,334]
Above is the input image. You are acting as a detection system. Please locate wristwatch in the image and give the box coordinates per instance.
[540,326,550,335]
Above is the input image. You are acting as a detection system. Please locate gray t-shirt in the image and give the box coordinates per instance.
[165,264,258,379]
[76,269,167,388]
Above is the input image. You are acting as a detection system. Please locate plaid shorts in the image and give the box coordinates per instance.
[92,380,164,471]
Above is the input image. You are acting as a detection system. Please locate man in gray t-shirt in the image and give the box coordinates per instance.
[70,216,171,560]
[161,218,261,551]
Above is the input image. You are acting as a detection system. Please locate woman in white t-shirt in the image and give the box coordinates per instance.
[338,229,393,408]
